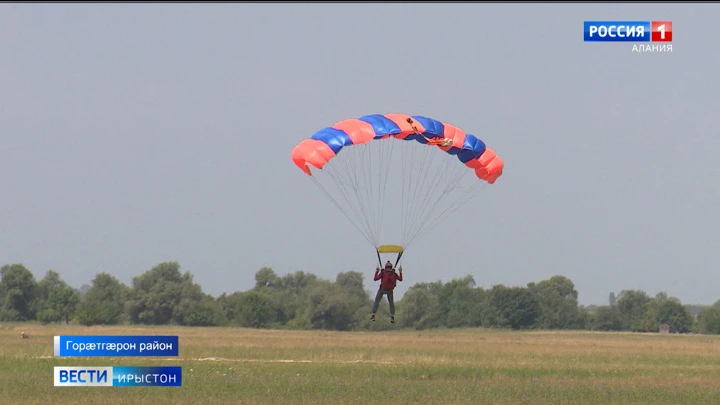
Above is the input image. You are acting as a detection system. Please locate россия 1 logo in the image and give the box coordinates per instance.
[583,21,673,53]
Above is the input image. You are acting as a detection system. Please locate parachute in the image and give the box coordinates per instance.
[291,113,504,268]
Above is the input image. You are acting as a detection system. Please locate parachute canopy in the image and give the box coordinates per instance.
[291,113,504,257]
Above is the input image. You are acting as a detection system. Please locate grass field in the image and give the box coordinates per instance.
[1,323,720,404]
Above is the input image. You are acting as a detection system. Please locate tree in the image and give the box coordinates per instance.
[615,289,651,332]
[484,285,540,330]
[254,267,281,289]
[697,306,720,334]
[335,270,372,325]
[530,275,584,329]
[336,271,367,302]
[281,271,318,294]
[590,305,623,331]
[75,273,130,326]
[397,287,441,330]
[303,281,359,331]
[233,290,277,328]
[77,284,91,295]
[124,261,208,325]
[437,275,483,328]
[216,292,243,323]
[36,270,79,324]
[643,292,693,333]
[175,295,225,327]
[272,271,320,324]
[0,264,39,321]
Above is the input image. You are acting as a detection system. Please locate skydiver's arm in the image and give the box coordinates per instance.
[374,269,382,281]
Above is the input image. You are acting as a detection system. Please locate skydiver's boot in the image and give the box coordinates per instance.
[390,316,395,323]
[370,314,375,321]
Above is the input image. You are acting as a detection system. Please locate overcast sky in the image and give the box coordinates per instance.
[2,3,717,306]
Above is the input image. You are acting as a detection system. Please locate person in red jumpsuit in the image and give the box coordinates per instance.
[370,261,403,323]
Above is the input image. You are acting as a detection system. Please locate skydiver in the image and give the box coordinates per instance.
[370,261,403,323]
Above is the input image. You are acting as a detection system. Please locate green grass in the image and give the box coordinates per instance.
[2,323,720,404]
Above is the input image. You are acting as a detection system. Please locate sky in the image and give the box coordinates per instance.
[1,3,718,306]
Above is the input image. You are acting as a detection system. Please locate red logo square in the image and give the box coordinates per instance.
[651,21,672,42]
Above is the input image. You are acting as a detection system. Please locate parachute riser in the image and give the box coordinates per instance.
[394,250,404,269]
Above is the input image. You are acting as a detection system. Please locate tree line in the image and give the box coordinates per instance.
[2,261,720,334]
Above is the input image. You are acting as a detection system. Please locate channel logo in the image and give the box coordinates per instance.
[54,367,113,387]
[54,366,182,387]
[584,21,672,42]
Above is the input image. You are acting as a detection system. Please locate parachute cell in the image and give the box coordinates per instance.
[291,113,504,257]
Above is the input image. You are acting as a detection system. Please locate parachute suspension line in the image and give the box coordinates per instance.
[399,139,410,250]
[325,166,375,245]
[404,156,473,248]
[403,148,456,246]
[397,141,453,247]
[317,142,385,247]
[408,168,488,247]
[333,145,375,244]
[405,181,488,248]
[401,143,435,246]
[399,139,435,246]
[310,175,376,247]
[364,138,394,247]
[400,140,436,247]
[354,138,394,247]
[376,139,394,245]
[397,138,489,250]
[306,132,489,254]
[313,138,397,248]
[324,151,379,247]
[397,116,481,249]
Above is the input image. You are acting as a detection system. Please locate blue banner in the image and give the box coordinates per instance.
[54,366,182,387]
[584,21,651,42]
[112,366,182,387]
[54,335,179,357]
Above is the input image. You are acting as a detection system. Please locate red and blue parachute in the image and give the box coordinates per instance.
[292,113,503,183]
[291,113,504,265]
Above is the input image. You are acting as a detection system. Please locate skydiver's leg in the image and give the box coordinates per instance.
[371,288,383,318]
[387,290,395,317]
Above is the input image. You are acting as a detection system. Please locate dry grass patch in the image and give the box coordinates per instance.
[2,323,720,404]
